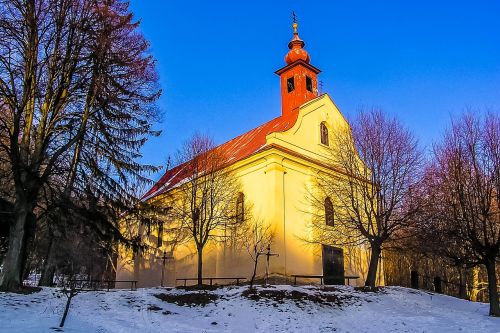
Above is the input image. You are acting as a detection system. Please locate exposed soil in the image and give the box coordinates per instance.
[319,286,340,292]
[162,310,178,315]
[242,288,357,307]
[354,286,385,293]
[147,304,162,311]
[0,286,42,294]
[176,284,219,291]
[154,292,218,307]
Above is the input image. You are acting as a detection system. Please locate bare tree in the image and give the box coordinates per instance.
[408,164,478,298]
[310,109,423,288]
[243,218,274,290]
[427,112,500,316]
[168,134,243,286]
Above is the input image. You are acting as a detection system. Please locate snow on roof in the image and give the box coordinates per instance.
[141,111,299,201]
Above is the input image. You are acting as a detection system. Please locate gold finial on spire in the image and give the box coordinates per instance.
[292,11,298,34]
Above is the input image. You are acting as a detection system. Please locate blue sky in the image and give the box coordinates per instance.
[129,0,500,180]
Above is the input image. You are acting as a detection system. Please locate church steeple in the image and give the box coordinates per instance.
[275,19,321,116]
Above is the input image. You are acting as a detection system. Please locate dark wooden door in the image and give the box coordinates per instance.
[322,245,344,285]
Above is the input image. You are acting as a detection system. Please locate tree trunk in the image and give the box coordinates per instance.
[59,290,77,328]
[458,267,467,299]
[250,255,259,290]
[22,213,36,282]
[365,243,381,288]
[0,204,32,291]
[39,236,56,287]
[197,246,203,287]
[485,258,500,317]
[469,266,480,302]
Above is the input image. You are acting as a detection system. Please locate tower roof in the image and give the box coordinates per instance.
[285,22,310,64]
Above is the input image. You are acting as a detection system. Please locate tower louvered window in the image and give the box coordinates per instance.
[306,76,313,92]
[287,77,295,92]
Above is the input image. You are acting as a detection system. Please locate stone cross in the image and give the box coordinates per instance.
[258,245,279,285]
[156,251,174,287]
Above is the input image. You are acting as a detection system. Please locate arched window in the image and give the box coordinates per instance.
[325,197,334,227]
[320,122,329,146]
[236,192,244,223]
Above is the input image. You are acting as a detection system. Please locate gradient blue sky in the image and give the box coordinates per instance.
[129,0,500,181]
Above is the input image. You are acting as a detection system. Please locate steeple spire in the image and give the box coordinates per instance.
[275,16,321,116]
[285,15,310,64]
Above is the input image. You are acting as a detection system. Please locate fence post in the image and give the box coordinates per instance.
[433,276,442,293]
[411,271,419,289]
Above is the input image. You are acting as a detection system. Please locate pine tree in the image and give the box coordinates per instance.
[0,0,161,291]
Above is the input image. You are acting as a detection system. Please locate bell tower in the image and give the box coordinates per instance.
[275,21,321,116]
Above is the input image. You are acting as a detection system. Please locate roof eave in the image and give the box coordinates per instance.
[274,60,321,75]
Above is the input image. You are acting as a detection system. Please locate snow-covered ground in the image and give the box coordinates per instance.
[0,285,498,333]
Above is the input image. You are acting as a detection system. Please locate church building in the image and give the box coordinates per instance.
[117,22,383,288]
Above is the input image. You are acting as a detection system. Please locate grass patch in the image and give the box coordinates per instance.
[154,292,218,307]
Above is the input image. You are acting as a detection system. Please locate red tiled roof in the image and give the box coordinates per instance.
[142,111,299,201]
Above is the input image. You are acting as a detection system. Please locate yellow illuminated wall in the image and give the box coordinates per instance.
[117,94,384,287]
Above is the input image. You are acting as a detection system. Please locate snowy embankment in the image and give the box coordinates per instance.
[0,285,498,333]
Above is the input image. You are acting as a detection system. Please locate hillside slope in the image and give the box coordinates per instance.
[0,285,498,332]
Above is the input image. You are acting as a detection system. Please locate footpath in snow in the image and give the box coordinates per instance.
[0,285,498,333]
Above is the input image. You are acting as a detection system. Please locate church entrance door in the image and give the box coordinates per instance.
[322,245,344,285]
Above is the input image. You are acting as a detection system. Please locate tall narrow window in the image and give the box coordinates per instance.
[320,122,329,146]
[236,192,244,223]
[157,222,163,248]
[287,77,295,93]
[325,197,334,227]
[306,76,313,92]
